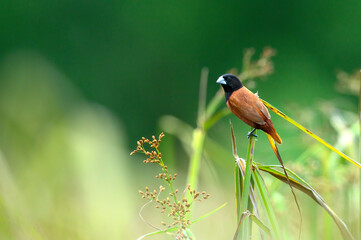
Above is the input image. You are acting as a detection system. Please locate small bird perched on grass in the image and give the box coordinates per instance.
[216,73,282,144]
[217,73,302,235]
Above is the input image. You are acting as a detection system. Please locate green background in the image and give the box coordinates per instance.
[0,1,359,239]
[1,1,359,144]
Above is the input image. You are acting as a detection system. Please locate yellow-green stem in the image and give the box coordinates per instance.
[186,128,205,192]
[238,129,257,239]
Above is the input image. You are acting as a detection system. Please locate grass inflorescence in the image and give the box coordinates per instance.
[131,133,210,239]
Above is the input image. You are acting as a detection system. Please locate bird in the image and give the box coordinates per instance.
[216,74,282,144]
[217,74,302,231]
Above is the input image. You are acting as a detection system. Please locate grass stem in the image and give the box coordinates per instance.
[238,128,257,239]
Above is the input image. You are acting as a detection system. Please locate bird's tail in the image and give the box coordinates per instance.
[264,120,282,144]
[269,128,282,144]
[266,133,301,239]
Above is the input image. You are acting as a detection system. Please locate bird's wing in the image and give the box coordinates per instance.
[228,88,266,125]
[255,94,271,120]
[243,89,272,124]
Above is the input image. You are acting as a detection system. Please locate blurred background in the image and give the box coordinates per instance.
[0,1,359,239]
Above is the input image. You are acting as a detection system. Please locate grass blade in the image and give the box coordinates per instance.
[191,202,228,224]
[236,128,257,239]
[204,107,231,131]
[197,67,209,126]
[234,210,271,240]
[234,210,251,240]
[235,162,243,222]
[186,128,205,191]
[205,88,225,118]
[260,99,361,168]
[230,122,243,222]
[252,168,282,240]
[249,214,272,237]
[266,133,302,239]
[240,129,257,212]
[257,164,355,240]
[230,123,261,235]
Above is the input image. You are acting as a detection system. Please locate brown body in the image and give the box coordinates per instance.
[227,87,282,144]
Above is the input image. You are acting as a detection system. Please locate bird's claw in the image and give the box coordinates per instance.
[247,132,258,138]
[247,128,258,139]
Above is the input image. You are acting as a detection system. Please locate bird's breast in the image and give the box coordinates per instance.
[227,87,267,126]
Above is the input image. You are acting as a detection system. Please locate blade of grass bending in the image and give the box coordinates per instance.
[257,164,355,240]
[249,214,271,236]
[233,210,271,240]
[204,107,231,131]
[233,207,272,240]
[136,203,228,240]
[266,133,302,240]
[260,99,361,168]
[191,202,228,223]
[234,210,271,240]
[205,88,225,118]
[234,210,250,240]
[253,168,282,240]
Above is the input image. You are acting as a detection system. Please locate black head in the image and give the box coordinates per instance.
[216,74,243,101]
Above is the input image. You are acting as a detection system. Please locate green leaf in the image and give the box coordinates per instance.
[257,164,355,240]
[233,210,272,240]
[252,168,282,240]
[260,99,361,168]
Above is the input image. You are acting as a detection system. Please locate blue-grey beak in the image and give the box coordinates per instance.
[216,76,226,85]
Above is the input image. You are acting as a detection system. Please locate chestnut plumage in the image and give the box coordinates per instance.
[217,74,282,144]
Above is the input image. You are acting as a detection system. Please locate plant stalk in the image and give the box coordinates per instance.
[238,129,257,239]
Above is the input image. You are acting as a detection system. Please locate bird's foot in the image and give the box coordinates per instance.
[247,128,258,138]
